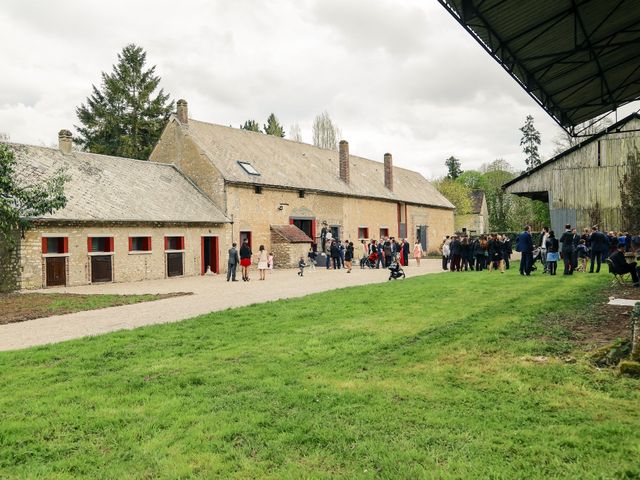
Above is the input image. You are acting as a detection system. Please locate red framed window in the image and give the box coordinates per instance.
[240,231,252,249]
[379,228,389,238]
[165,236,185,250]
[358,227,369,239]
[42,237,68,254]
[87,237,114,253]
[129,236,152,252]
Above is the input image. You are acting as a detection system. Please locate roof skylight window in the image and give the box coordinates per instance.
[237,161,260,176]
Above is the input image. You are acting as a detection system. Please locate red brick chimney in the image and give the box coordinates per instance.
[384,153,393,190]
[339,140,349,183]
[177,99,188,124]
[58,129,73,155]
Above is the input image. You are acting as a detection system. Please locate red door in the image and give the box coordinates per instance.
[201,236,219,274]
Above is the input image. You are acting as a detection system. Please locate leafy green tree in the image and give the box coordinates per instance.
[457,170,483,190]
[0,143,68,243]
[263,113,285,137]
[519,115,541,171]
[75,44,174,160]
[445,156,463,179]
[435,178,472,215]
[240,120,261,133]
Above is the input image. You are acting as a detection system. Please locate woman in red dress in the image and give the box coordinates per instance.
[239,239,252,281]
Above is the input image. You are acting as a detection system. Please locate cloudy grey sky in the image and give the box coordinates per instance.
[1,0,637,178]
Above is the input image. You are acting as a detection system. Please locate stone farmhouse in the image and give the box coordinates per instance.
[150,100,455,266]
[504,113,640,234]
[3,101,454,289]
[3,133,229,290]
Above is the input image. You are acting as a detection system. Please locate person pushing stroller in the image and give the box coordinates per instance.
[388,259,405,280]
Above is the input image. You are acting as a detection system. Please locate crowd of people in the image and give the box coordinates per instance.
[437,225,640,286]
[225,223,640,285]
[311,236,422,272]
[439,233,513,273]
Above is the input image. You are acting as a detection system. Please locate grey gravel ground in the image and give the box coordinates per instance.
[0,260,443,351]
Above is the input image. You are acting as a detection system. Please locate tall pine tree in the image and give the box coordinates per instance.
[519,115,541,171]
[444,156,462,179]
[75,44,174,160]
[263,113,285,137]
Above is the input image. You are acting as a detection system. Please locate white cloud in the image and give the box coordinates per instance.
[0,0,635,178]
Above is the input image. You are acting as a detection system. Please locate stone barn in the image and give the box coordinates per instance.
[150,100,455,255]
[504,113,640,233]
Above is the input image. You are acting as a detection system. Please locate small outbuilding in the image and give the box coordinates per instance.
[3,132,230,290]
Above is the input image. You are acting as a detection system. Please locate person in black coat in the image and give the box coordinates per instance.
[330,241,340,269]
[609,244,640,286]
[502,236,512,269]
[559,224,575,275]
[589,226,608,273]
[449,235,462,271]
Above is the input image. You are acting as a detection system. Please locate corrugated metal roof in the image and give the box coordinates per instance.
[183,119,455,210]
[438,0,640,128]
[10,144,230,224]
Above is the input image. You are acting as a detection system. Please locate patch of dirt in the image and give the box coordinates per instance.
[0,292,190,326]
[542,284,635,349]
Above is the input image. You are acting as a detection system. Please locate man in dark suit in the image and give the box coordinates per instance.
[559,224,575,275]
[609,244,640,286]
[516,225,534,275]
[227,242,240,281]
[589,226,608,273]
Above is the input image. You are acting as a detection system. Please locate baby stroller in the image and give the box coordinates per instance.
[530,247,542,271]
[388,260,405,280]
[362,251,378,269]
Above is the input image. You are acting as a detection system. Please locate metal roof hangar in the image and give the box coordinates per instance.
[437,0,640,133]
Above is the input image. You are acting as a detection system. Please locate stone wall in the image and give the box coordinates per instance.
[19,222,229,290]
[270,231,311,268]
[227,184,453,256]
[0,232,20,292]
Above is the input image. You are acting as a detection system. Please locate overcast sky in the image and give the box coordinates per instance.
[1,0,637,179]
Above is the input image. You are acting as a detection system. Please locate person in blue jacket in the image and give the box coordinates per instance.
[516,225,534,276]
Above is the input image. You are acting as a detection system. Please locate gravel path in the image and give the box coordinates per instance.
[0,260,444,351]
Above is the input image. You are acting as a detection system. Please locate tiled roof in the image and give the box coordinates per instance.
[470,190,485,214]
[9,143,229,224]
[179,118,454,209]
[271,225,313,243]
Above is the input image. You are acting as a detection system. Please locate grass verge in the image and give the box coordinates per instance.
[0,267,638,479]
[0,292,189,325]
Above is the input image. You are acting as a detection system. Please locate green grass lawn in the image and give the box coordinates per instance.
[0,267,638,479]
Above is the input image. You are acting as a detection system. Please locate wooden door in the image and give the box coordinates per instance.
[91,255,112,283]
[45,257,66,286]
[167,252,184,277]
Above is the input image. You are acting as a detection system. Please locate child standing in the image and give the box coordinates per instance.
[268,252,274,272]
[576,240,588,272]
[297,256,307,276]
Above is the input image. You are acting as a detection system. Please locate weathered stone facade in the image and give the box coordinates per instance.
[18,222,228,289]
[270,230,311,268]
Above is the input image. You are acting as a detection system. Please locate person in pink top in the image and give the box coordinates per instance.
[413,240,423,266]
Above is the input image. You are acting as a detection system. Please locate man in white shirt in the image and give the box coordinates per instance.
[540,227,550,273]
